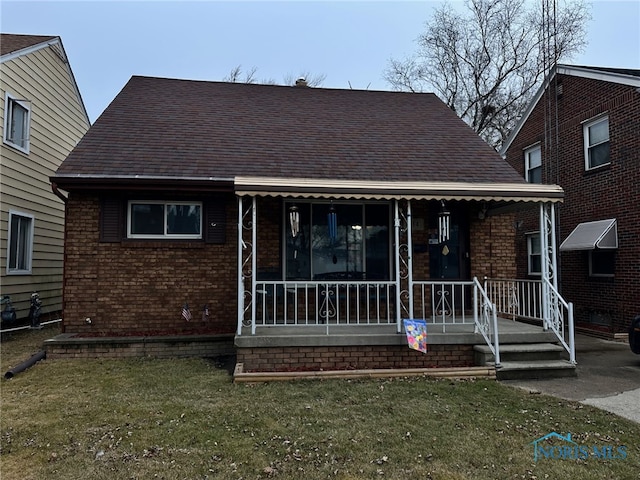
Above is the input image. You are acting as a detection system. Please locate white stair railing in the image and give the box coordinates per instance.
[485,277,575,364]
[543,278,576,364]
[472,277,500,367]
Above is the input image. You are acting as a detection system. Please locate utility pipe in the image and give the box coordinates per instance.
[4,350,46,379]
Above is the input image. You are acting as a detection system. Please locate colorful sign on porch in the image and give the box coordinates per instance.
[403,319,427,353]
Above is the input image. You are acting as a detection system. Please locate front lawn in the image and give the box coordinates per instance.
[1,327,638,479]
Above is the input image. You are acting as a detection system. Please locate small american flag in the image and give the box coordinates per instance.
[182,303,192,322]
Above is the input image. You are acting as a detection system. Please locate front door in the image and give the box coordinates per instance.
[428,204,470,280]
[428,203,471,316]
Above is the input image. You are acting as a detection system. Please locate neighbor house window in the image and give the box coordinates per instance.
[7,211,34,274]
[527,233,541,275]
[583,115,609,170]
[127,201,202,239]
[524,144,542,183]
[284,202,391,281]
[589,250,615,277]
[3,93,31,153]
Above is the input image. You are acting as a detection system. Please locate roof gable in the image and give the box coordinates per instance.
[1,33,91,127]
[500,64,640,155]
[1,33,58,58]
[55,76,530,188]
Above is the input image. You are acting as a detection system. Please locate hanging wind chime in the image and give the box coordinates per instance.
[438,200,451,243]
[328,203,338,264]
[289,205,300,258]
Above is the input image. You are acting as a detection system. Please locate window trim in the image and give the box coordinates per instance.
[6,210,35,275]
[524,143,542,183]
[526,232,541,276]
[583,114,610,171]
[126,201,203,239]
[3,92,31,154]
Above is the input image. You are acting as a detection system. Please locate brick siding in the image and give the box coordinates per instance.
[505,74,640,333]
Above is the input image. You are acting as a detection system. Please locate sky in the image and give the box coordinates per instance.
[2,0,639,123]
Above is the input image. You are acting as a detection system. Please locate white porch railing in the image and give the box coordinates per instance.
[411,280,476,331]
[412,279,500,365]
[485,277,575,364]
[484,278,543,321]
[250,278,500,364]
[254,280,397,329]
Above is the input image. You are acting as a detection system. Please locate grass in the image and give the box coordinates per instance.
[1,326,639,480]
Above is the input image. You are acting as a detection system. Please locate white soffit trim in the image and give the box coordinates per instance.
[559,218,618,251]
[0,37,61,64]
[234,176,564,202]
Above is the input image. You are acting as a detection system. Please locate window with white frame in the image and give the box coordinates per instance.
[3,93,31,153]
[7,211,34,274]
[583,115,610,170]
[527,233,541,275]
[524,145,542,183]
[127,201,202,239]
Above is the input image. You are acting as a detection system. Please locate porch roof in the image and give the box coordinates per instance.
[234,176,564,203]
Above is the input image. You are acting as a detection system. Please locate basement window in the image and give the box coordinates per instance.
[127,201,202,239]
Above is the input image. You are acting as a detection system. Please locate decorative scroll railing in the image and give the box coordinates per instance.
[253,280,397,330]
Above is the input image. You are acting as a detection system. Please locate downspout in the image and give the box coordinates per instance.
[51,182,68,204]
[51,182,68,333]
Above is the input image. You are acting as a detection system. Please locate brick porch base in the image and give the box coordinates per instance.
[236,344,474,372]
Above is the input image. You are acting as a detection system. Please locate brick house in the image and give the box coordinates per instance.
[502,65,640,338]
[50,76,573,373]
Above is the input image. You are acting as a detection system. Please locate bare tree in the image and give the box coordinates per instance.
[223,65,260,84]
[384,0,590,149]
[223,65,325,87]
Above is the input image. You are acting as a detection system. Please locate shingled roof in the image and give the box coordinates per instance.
[54,75,563,201]
[1,33,57,56]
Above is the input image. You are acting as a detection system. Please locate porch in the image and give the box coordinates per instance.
[234,189,574,377]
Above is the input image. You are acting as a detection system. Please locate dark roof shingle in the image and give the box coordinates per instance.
[1,33,57,56]
[56,76,527,185]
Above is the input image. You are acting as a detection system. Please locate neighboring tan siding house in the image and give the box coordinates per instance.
[502,64,640,337]
[0,33,90,323]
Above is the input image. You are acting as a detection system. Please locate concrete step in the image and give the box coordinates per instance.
[495,360,577,380]
[474,343,565,364]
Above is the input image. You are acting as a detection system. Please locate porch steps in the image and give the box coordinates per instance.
[474,343,576,380]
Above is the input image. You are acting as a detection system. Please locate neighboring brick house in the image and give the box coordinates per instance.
[1,34,90,326]
[502,65,640,337]
[50,76,569,371]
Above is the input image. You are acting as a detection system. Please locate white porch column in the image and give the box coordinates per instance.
[406,201,414,319]
[394,201,402,332]
[236,196,244,335]
[394,200,413,332]
[539,202,558,330]
[236,195,257,335]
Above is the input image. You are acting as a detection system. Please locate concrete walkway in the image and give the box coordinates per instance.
[503,333,640,423]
